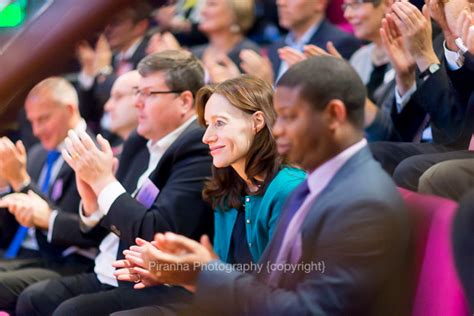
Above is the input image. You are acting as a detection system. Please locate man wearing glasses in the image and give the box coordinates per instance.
[16,50,214,316]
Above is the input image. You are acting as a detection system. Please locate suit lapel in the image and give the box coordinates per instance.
[150,120,199,190]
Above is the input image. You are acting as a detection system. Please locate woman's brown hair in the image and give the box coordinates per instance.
[196,75,282,210]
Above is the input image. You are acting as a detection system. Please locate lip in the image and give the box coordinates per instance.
[277,142,291,154]
[209,145,225,155]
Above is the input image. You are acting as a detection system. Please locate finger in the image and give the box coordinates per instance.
[390,6,409,34]
[303,44,326,57]
[112,157,119,174]
[15,140,26,158]
[96,134,113,157]
[124,252,147,268]
[61,148,75,169]
[200,234,213,252]
[2,137,16,154]
[422,4,432,27]
[78,130,96,151]
[112,259,133,268]
[163,232,201,253]
[380,27,391,51]
[392,2,416,31]
[462,10,471,41]
[386,14,401,39]
[326,42,342,58]
[67,130,87,157]
[467,25,474,54]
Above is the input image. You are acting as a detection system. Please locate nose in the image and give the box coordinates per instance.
[272,118,283,138]
[202,126,216,145]
[104,99,113,112]
[134,95,144,110]
[31,122,43,138]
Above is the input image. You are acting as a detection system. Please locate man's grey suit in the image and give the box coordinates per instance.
[191,146,410,316]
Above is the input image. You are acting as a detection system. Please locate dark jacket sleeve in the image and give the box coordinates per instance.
[100,128,214,247]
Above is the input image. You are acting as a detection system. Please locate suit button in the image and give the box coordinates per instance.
[245,197,250,202]
[248,242,252,247]
[246,219,251,224]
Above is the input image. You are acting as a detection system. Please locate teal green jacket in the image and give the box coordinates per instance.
[213,167,306,263]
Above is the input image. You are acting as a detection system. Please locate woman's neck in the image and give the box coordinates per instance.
[232,162,263,193]
[207,31,243,55]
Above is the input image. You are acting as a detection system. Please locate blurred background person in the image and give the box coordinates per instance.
[76,0,152,134]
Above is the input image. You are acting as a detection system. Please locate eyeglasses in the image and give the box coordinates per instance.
[341,0,374,11]
[134,88,183,99]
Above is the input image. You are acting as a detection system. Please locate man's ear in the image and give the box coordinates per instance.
[326,99,347,130]
[252,111,266,134]
[64,103,76,116]
[178,91,194,115]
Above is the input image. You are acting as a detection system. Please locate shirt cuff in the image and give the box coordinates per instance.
[79,201,103,228]
[97,181,126,216]
[78,71,95,90]
[444,41,461,71]
[395,82,417,113]
[47,210,59,243]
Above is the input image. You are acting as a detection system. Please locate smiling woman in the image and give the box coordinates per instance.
[195,75,305,264]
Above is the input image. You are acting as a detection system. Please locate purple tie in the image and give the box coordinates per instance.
[260,180,309,284]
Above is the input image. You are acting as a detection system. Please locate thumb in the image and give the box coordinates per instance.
[96,134,112,156]
[200,235,213,252]
[15,140,26,157]
[27,190,38,198]
[112,157,119,174]
[422,4,431,23]
[326,41,342,59]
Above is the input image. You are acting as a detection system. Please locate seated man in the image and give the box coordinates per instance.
[240,0,360,83]
[102,70,141,154]
[369,0,474,189]
[0,77,101,313]
[116,56,411,316]
[16,50,214,316]
[76,0,151,133]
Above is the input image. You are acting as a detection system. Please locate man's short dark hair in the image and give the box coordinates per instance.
[138,50,205,100]
[276,56,366,129]
[122,0,152,23]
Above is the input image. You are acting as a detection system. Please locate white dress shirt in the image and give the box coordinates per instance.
[82,116,196,287]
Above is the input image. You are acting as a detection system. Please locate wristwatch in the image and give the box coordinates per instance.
[418,63,440,80]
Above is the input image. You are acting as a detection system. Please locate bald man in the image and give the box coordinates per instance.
[0,77,103,313]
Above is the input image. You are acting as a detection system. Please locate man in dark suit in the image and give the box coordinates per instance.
[240,0,360,84]
[76,0,151,133]
[268,0,360,79]
[0,77,101,313]
[113,56,410,316]
[16,50,214,316]
[369,0,474,190]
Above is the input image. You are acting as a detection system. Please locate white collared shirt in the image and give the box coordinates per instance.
[86,116,196,287]
[23,120,87,251]
[276,22,321,82]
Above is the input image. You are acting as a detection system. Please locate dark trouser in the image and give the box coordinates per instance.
[17,272,193,316]
[369,142,474,191]
[419,158,474,201]
[369,142,452,176]
[0,250,93,314]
